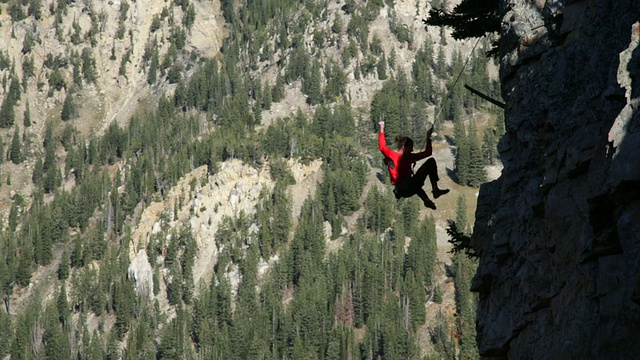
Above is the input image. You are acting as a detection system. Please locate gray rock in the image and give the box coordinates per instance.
[128,249,154,298]
[473,1,640,358]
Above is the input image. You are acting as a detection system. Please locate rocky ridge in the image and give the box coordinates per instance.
[472,1,640,358]
[128,158,323,300]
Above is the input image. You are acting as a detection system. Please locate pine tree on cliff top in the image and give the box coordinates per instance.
[425,0,500,55]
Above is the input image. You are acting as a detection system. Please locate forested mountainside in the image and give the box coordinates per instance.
[0,0,502,358]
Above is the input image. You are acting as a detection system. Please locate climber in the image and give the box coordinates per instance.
[378,121,449,209]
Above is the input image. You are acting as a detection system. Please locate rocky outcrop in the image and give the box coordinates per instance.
[130,158,323,299]
[472,1,640,358]
[128,249,154,298]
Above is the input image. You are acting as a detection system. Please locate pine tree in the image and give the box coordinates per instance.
[147,46,159,85]
[435,45,447,79]
[325,61,347,101]
[32,157,43,185]
[11,310,34,358]
[482,126,498,165]
[71,237,83,268]
[452,252,479,359]
[43,164,62,193]
[61,91,77,121]
[57,282,70,326]
[87,330,105,360]
[81,47,97,84]
[0,96,15,128]
[455,194,468,234]
[0,307,10,357]
[425,0,500,55]
[332,13,343,34]
[58,249,70,280]
[272,73,284,102]
[8,75,20,105]
[28,0,42,19]
[304,59,322,105]
[184,4,196,30]
[105,329,120,360]
[15,244,32,287]
[263,82,272,110]
[0,137,4,166]
[455,136,470,185]
[377,54,387,80]
[23,101,31,127]
[10,126,21,164]
[467,120,486,187]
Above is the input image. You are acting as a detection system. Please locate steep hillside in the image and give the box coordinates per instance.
[0,0,223,206]
[0,0,503,358]
[473,1,640,358]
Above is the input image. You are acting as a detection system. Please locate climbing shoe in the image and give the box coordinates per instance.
[432,188,450,199]
[423,199,436,210]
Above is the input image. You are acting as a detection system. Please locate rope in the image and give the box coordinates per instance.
[433,37,482,123]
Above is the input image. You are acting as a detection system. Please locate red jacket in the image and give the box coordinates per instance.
[378,132,431,186]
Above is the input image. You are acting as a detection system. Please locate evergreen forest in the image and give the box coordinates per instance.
[0,0,502,358]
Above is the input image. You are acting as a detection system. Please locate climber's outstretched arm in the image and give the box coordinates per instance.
[378,121,395,158]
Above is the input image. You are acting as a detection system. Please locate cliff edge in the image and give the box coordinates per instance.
[472,1,640,358]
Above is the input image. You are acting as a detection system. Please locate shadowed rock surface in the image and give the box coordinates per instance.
[473,1,640,358]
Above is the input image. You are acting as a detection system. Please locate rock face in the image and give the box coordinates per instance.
[129,158,323,301]
[472,1,640,358]
[128,249,154,298]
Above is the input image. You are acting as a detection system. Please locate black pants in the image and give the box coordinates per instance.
[393,158,439,199]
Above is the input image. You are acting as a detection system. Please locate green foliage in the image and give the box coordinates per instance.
[363,186,393,233]
[116,22,126,40]
[58,250,70,280]
[303,59,322,105]
[10,126,21,164]
[0,51,10,71]
[324,61,347,102]
[452,251,479,359]
[71,18,83,45]
[0,308,10,357]
[170,26,186,50]
[81,47,97,84]
[389,11,413,46]
[370,35,383,56]
[0,96,15,129]
[7,0,27,21]
[184,4,196,30]
[425,0,500,55]
[370,72,414,137]
[21,31,34,54]
[27,0,41,19]
[412,37,435,103]
[331,13,343,34]
[22,56,34,88]
[0,3,499,359]
[347,11,369,51]
[286,45,309,83]
[431,309,456,357]
[48,68,66,94]
[119,49,131,77]
[147,43,159,85]
[377,54,387,80]
[446,220,478,259]
[11,302,39,358]
[113,276,137,338]
[150,14,162,32]
[455,194,469,234]
[61,91,78,121]
[456,121,486,187]
[167,62,183,84]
